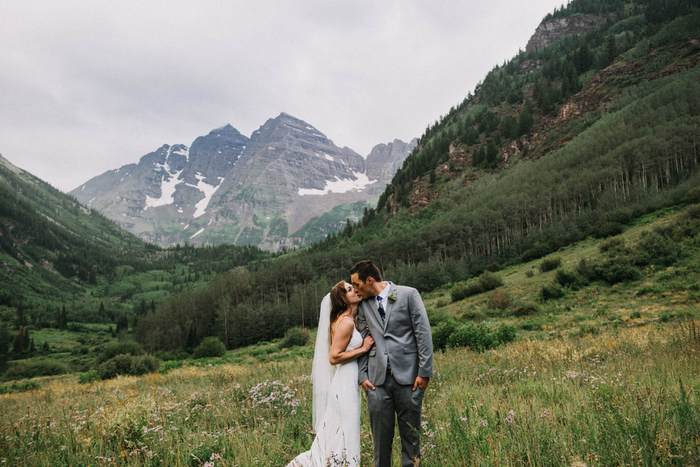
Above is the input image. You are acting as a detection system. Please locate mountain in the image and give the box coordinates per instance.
[71,113,416,250]
[0,152,155,305]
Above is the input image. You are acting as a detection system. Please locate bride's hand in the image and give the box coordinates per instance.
[362,336,375,351]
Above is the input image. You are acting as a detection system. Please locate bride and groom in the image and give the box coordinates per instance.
[288,260,434,467]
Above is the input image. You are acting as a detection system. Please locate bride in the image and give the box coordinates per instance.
[287,281,375,467]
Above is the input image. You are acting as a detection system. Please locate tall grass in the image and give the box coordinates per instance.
[1,322,698,465]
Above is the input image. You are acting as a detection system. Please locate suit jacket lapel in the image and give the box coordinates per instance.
[366,298,383,331]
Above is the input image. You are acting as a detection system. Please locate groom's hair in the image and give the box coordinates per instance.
[350,260,382,283]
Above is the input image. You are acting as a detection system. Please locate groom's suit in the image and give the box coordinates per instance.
[357,282,433,467]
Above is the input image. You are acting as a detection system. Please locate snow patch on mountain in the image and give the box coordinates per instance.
[144,165,184,210]
[171,146,189,161]
[298,171,377,196]
[186,173,225,218]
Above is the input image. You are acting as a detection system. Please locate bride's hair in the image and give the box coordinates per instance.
[329,281,349,329]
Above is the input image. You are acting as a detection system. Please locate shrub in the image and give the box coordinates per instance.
[479,271,504,291]
[159,359,186,374]
[634,231,681,267]
[596,260,640,284]
[599,236,626,254]
[96,340,142,364]
[525,269,535,278]
[279,327,310,349]
[660,312,675,322]
[192,337,227,359]
[155,348,191,361]
[630,311,642,319]
[432,320,458,352]
[0,381,40,393]
[576,324,599,336]
[451,271,504,302]
[682,204,700,220]
[494,324,517,345]
[594,222,625,238]
[98,354,160,379]
[511,300,539,316]
[487,289,512,310]
[448,323,494,352]
[539,283,565,301]
[576,258,597,282]
[539,257,561,273]
[130,355,160,375]
[78,370,102,384]
[601,208,634,225]
[451,282,483,302]
[555,269,581,289]
[1,360,70,382]
[522,243,550,262]
[682,187,700,204]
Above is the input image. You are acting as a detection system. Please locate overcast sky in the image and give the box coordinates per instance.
[0,1,567,192]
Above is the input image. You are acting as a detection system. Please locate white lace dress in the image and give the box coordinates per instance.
[288,327,363,467]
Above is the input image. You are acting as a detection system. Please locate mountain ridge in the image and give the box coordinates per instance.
[71,113,416,250]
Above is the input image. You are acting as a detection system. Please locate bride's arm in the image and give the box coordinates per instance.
[329,319,374,365]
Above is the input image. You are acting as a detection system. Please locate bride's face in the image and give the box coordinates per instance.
[343,282,362,305]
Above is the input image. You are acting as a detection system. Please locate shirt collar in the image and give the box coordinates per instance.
[376,282,390,302]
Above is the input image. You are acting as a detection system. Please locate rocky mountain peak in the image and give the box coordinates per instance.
[71,114,415,250]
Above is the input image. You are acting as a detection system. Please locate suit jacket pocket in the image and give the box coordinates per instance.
[369,349,376,357]
[404,347,417,354]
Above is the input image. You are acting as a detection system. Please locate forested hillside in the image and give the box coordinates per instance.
[134,0,700,354]
[2,0,700,370]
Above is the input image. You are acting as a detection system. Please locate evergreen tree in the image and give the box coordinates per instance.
[0,324,10,357]
[185,322,200,352]
[486,140,499,168]
[12,327,28,355]
[16,299,26,327]
[98,301,106,318]
[58,305,68,330]
[29,338,36,354]
[517,100,535,137]
[605,34,618,67]
[151,299,156,314]
[140,298,147,316]
[42,341,50,353]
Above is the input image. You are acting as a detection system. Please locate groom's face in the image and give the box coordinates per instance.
[351,273,374,299]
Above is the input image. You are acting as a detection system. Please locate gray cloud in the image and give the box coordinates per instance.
[0,0,566,192]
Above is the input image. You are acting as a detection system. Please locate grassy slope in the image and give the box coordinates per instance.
[424,205,700,338]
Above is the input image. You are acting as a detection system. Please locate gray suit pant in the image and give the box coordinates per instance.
[366,373,424,467]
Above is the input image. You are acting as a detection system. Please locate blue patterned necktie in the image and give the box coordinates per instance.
[376,296,385,323]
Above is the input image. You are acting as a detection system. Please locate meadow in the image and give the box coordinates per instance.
[2,206,700,466]
[1,317,698,466]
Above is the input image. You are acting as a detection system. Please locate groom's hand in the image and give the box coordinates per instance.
[413,376,429,391]
[361,379,375,391]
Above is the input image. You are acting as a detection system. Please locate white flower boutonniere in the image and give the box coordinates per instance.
[387,293,397,304]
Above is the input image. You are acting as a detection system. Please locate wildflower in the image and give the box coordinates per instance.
[480,419,488,427]
[540,411,550,418]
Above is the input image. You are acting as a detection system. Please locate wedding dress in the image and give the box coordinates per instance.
[288,295,362,467]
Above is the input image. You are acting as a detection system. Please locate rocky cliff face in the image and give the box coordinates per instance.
[526,15,606,52]
[365,139,418,195]
[71,113,413,250]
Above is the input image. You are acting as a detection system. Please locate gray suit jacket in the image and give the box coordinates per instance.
[357,283,433,387]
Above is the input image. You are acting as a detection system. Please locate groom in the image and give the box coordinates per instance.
[351,260,433,467]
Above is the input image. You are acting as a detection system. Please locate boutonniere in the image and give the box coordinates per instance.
[387,294,397,304]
